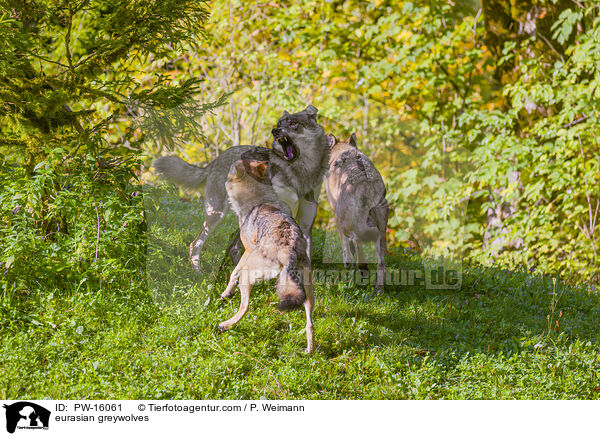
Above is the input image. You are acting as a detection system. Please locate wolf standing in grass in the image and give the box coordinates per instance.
[326,134,389,291]
[153,105,329,272]
[219,158,315,353]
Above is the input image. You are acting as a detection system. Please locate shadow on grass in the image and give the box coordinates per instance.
[145,184,600,366]
[318,258,600,363]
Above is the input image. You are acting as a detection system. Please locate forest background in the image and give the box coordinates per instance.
[1,0,599,399]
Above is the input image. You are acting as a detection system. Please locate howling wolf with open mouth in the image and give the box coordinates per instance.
[153,105,329,272]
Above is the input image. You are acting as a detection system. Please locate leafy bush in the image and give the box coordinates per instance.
[0,1,218,318]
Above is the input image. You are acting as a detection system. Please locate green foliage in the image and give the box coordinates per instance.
[162,0,598,284]
[0,0,218,299]
[465,7,600,282]
[2,0,600,401]
[551,8,583,45]
[0,149,144,297]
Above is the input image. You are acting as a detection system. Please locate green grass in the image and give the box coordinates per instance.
[1,187,599,399]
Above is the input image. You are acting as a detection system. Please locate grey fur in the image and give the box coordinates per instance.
[326,134,390,291]
[219,159,315,353]
[153,106,329,272]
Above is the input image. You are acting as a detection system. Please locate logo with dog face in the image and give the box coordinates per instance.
[3,402,50,433]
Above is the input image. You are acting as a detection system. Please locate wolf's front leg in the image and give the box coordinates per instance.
[220,277,238,300]
[190,209,226,273]
[303,271,315,353]
[339,231,354,268]
[296,188,320,260]
[220,252,249,299]
[375,231,386,292]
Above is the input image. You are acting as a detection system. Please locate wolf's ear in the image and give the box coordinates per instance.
[305,105,318,119]
[328,134,337,148]
[282,110,290,117]
[348,133,358,148]
[247,160,269,179]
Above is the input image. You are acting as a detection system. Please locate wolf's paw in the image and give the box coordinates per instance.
[217,323,229,333]
[189,255,203,272]
[220,289,236,300]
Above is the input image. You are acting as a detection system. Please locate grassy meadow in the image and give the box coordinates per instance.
[1,187,598,400]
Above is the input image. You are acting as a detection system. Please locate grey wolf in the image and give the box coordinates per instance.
[219,158,315,353]
[153,105,329,272]
[325,133,389,291]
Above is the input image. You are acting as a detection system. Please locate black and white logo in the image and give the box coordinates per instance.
[3,402,50,433]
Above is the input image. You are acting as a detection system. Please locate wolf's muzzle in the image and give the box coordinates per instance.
[271,129,297,162]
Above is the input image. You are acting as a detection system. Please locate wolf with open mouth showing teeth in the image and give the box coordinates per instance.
[153,105,329,272]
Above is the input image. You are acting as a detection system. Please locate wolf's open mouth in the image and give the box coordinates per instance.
[276,136,297,161]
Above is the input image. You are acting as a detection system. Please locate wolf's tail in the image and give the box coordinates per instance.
[276,263,307,312]
[153,156,209,191]
[357,192,389,241]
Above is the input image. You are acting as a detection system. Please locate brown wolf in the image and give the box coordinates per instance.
[326,133,389,291]
[153,105,329,272]
[218,158,315,353]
